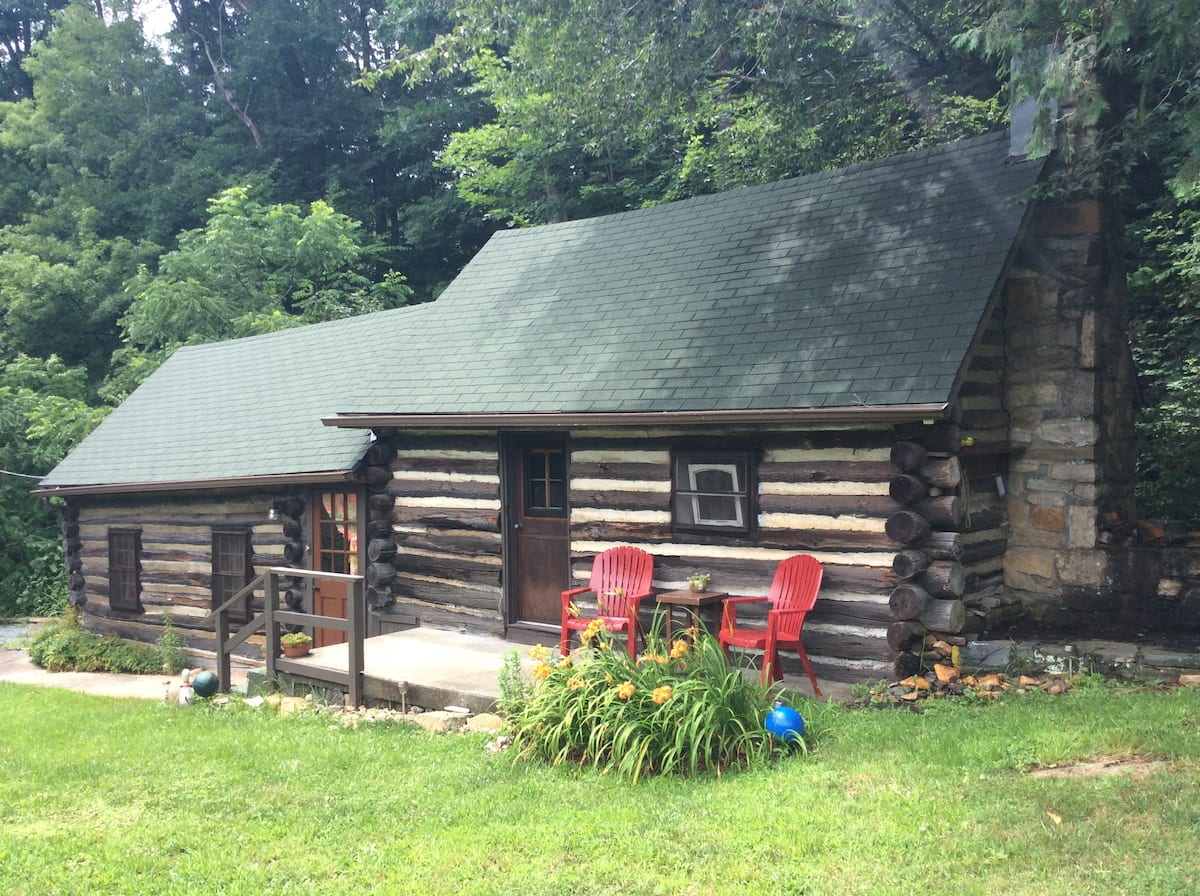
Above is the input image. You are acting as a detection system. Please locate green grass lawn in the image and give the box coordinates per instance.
[1,680,1198,895]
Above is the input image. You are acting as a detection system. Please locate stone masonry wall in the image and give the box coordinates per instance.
[1002,197,1138,627]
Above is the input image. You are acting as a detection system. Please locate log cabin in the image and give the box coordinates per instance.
[37,130,1147,682]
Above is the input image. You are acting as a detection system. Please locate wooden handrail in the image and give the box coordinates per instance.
[200,572,265,627]
[264,567,365,708]
[206,567,365,708]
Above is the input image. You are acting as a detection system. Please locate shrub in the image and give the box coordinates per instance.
[28,610,167,674]
[505,616,784,780]
[157,612,189,674]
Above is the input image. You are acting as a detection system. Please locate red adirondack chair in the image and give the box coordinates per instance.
[719,554,823,695]
[560,546,654,658]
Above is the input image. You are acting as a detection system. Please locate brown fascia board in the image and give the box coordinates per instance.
[322,404,952,431]
[31,470,356,499]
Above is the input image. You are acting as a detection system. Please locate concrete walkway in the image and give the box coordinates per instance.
[0,623,852,706]
[0,648,186,700]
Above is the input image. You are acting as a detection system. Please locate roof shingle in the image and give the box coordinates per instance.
[43,132,1043,489]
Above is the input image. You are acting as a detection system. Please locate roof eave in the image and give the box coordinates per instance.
[322,404,953,431]
[32,469,357,499]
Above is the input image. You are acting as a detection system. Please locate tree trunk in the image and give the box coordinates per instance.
[920,598,966,633]
[366,561,396,587]
[364,465,391,490]
[918,561,967,598]
[888,474,928,505]
[885,510,931,544]
[887,620,926,651]
[889,582,931,620]
[913,495,964,529]
[890,441,928,472]
[892,549,931,579]
[369,493,396,514]
[367,538,396,562]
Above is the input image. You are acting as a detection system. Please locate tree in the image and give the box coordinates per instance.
[0,1,69,100]
[406,0,1007,225]
[116,185,410,391]
[0,354,108,616]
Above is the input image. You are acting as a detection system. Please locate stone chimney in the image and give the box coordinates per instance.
[1001,178,1137,626]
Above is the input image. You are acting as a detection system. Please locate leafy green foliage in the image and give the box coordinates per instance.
[156,613,189,676]
[404,0,1006,224]
[27,611,166,674]
[0,354,109,616]
[114,185,412,390]
[506,618,782,779]
[1129,183,1200,524]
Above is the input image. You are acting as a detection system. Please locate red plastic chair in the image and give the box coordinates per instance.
[718,555,823,695]
[560,546,654,658]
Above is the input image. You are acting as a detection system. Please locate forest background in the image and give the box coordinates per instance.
[1,0,1198,616]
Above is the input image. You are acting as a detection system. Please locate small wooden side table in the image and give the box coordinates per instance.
[655,590,728,639]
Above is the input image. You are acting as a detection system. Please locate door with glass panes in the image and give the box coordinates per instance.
[313,491,360,647]
[506,436,570,626]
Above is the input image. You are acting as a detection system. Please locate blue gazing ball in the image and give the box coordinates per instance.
[192,670,219,698]
[765,702,805,743]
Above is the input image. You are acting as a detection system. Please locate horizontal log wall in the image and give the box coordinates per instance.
[72,490,293,660]
[568,429,899,682]
[386,435,504,635]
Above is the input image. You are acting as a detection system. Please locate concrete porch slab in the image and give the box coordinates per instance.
[275,627,852,711]
[279,628,535,714]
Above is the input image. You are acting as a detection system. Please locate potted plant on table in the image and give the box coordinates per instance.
[280,631,313,658]
[686,572,711,593]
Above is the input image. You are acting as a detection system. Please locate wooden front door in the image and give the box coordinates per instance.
[313,491,360,647]
[506,436,570,627]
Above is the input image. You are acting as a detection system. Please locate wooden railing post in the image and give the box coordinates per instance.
[265,569,279,683]
[216,606,231,692]
[205,567,364,703]
[347,577,364,709]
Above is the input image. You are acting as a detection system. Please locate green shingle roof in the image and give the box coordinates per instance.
[42,132,1043,489]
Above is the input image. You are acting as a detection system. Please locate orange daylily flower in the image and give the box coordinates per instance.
[652,685,673,705]
[532,661,553,681]
[615,681,635,700]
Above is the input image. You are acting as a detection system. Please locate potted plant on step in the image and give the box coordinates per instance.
[280,631,313,658]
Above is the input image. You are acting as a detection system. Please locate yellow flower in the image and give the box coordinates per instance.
[528,644,550,661]
[567,676,585,691]
[685,625,700,639]
[615,681,635,700]
[652,685,673,705]
[556,656,572,670]
[582,618,605,642]
[639,651,667,666]
[532,661,553,681]
[604,672,614,683]
[669,639,690,660]
[567,601,581,618]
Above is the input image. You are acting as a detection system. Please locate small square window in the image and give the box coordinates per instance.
[673,451,754,535]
